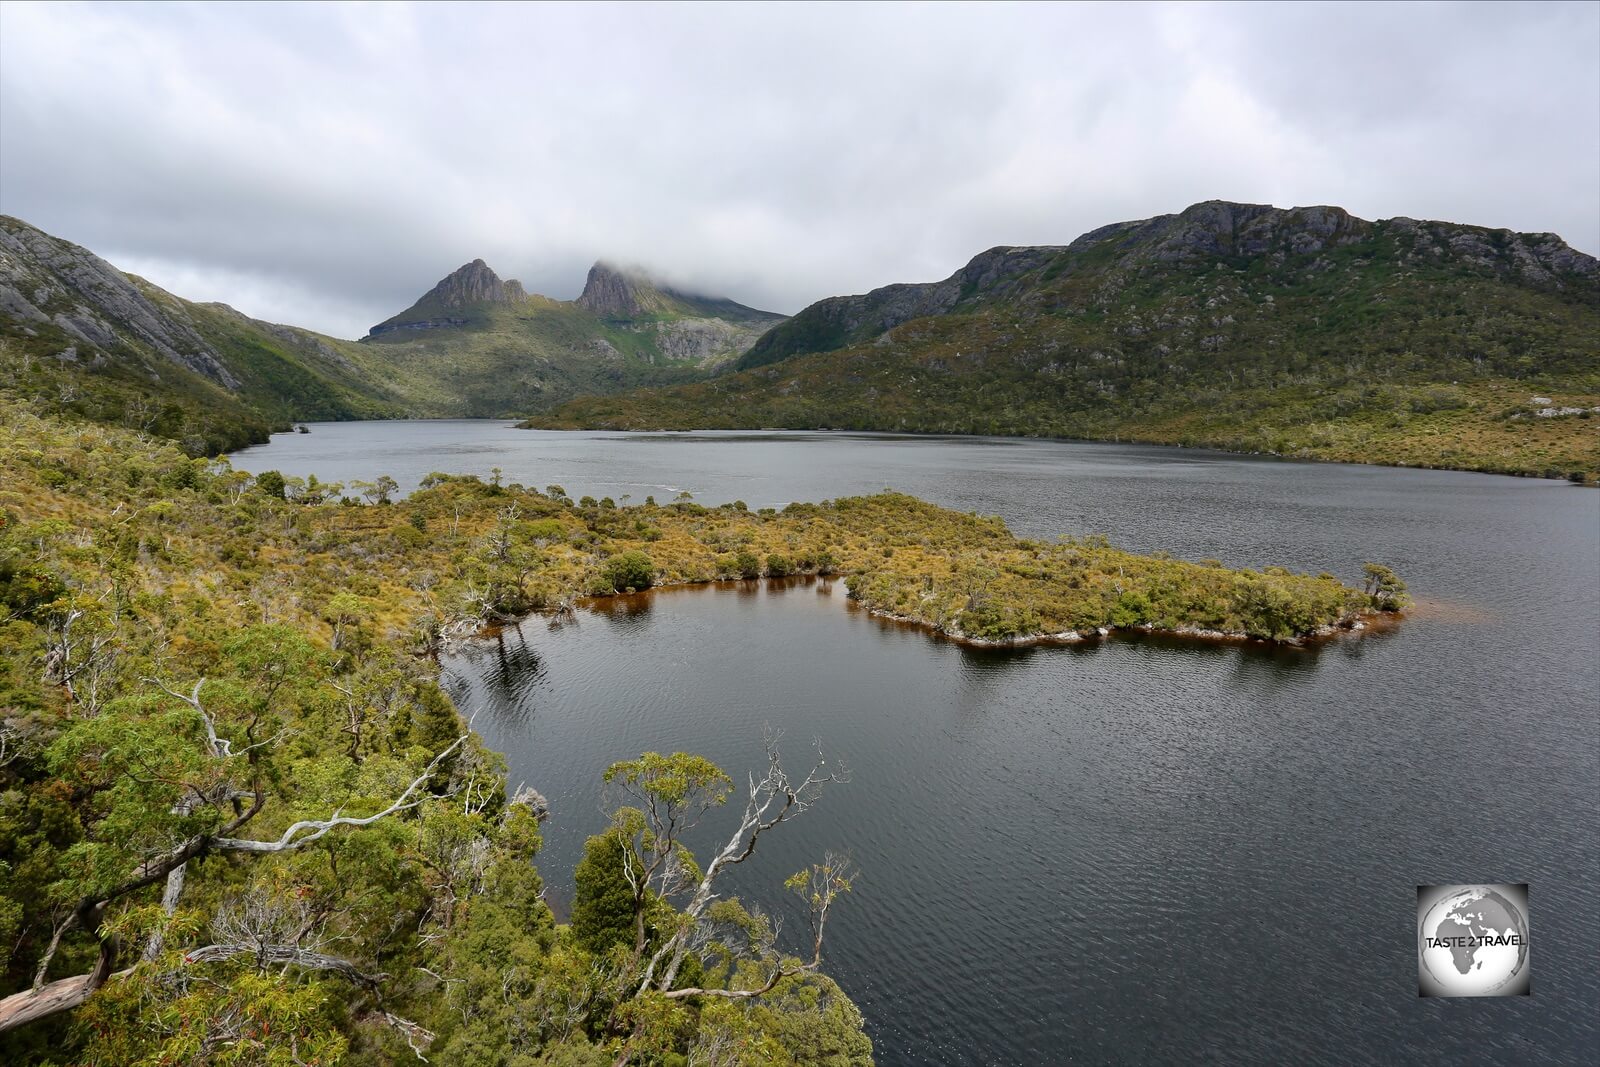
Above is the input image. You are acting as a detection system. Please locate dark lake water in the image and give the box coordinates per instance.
[234,423,1600,1065]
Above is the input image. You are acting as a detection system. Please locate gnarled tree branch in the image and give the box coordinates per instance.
[642,735,845,995]
[183,942,386,989]
[0,735,467,1036]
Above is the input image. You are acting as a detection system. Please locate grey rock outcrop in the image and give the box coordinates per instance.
[572,261,785,366]
[644,318,767,368]
[1065,201,1372,267]
[0,216,240,388]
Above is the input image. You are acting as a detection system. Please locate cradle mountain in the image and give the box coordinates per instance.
[2,201,1596,478]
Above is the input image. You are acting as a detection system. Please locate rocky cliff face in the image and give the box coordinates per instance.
[740,200,1597,370]
[575,262,670,318]
[640,318,763,368]
[1080,201,1370,263]
[0,216,241,388]
[1068,201,1595,279]
[572,262,786,366]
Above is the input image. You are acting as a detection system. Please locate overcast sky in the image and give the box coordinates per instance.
[2,1,1596,339]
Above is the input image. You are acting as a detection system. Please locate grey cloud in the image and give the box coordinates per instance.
[2,1,1594,339]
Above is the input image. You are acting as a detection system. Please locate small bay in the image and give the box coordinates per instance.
[235,423,1600,1065]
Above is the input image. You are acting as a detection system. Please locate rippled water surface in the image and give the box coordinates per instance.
[235,424,1600,1065]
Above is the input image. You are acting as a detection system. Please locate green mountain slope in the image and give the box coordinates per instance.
[360,259,785,416]
[0,217,787,448]
[0,215,434,452]
[528,201,1600,480]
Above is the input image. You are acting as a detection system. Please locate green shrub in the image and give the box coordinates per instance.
[255,469,286,499]
[601,550,655,592]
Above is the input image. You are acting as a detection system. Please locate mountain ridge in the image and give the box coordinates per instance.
[738,200,1595,370]
[0,218,790,442]
[6,201,1596,477]
[528,199,1600,481]
[0,214,433,451]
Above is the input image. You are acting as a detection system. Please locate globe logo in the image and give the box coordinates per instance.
[1417,884,1530,997]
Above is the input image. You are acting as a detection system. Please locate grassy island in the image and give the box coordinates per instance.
[0,395,1401,1064]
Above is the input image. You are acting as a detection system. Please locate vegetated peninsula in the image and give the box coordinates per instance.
[527,200,1600,482]
[0,391,1405,1059]
[0,398,876,1063]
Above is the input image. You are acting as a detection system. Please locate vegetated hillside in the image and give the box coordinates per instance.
[361,259,786,417]
[530,201,1600,481]
[0,216,440,453]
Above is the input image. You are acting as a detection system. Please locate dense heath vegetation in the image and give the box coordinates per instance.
[0,396,878,1065]
[0,389,1400,1063]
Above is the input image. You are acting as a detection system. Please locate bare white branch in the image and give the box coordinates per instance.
[212,736,465,854]
[142,862,189,961]
[143,677,230,758]
[184,942,386,988]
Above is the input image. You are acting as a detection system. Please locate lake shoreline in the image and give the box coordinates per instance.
[476,574,1401,652]
[245,415,1596,487]
[853,601,1398,649]
[513,418,1600,487]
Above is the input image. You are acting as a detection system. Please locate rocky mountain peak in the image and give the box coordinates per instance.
[366,258,529,338]
[425,259,527,308]
[1125,200,1371,264]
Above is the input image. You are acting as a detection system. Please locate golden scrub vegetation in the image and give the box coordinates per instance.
[0,393,1399,1064]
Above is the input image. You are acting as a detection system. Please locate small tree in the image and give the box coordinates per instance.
[1361,562,1409,612]
[363,474,399,505]
[602,752,731,958]
[573,826,660,957]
